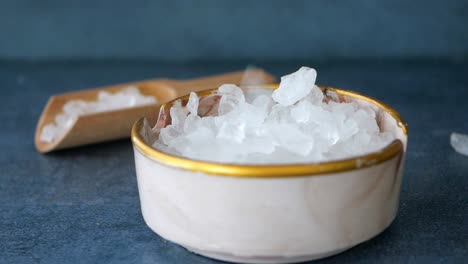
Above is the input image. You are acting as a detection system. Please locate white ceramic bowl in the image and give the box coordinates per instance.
[131,86,408,263]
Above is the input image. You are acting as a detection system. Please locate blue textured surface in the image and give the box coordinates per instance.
[0,61,468,264]
[0,61,467,263]
[1,0,467,60]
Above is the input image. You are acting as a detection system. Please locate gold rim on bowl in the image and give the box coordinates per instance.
[132,85,407,178]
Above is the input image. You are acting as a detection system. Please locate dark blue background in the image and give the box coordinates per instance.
[1,0,467,61]
[1,1,467,264]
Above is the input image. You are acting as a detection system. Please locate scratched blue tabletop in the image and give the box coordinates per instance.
[1,61,467,263]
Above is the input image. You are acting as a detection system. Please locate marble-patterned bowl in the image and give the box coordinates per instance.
[131,85,408,264]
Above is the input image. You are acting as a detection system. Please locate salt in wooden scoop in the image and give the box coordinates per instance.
[35,68,275,153]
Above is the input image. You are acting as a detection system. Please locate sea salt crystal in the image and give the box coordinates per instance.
[450,132,468,156]
[354,109,379,134]
[305,85,325,105]
[218,84,246,115]
[252,94,274,114]
[245,88,273,103]
[184,114,203,134]
[290,100,314,123]
[55,113,76,129]
[153,67,397,164]
[186,92,199,116]
[40,124,59,143]
[217,119,246,143]
[269,123,315,156]
[39,86,156,143]
[171,126,217,159]
[272,67,317,106]
[158,127,175,146]
[170,101,189,130]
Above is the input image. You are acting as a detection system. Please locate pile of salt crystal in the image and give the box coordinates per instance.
[450,132,468,156]
[153,67,396,164]
[40,86,156,143]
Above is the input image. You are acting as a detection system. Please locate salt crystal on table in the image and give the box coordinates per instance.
[450,132,468,156]
[40,87,156,143]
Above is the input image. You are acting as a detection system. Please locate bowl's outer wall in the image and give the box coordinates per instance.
[134,147,404,258]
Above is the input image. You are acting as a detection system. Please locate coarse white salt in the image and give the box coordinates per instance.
[153,67,397,164]
[40,86,156,143]
[450,132,468,156]
[272,67,317,106]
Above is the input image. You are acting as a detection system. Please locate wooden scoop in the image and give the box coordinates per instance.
[35,69,276,153]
